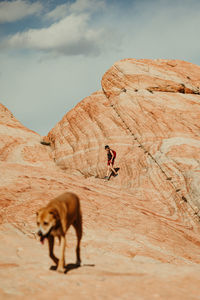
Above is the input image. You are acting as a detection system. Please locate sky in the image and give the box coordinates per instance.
[0,0,200,135]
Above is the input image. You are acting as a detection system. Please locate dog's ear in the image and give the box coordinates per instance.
[49,206,67,234]
[36,210,41,217]
[36,208,43,216]
[49,209,59,219]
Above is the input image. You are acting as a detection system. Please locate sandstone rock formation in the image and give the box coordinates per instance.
[48,58,200,215]
[1,59,200,299]
[0,104,54,168]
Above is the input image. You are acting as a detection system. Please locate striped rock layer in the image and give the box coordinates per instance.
[1,59,200,299]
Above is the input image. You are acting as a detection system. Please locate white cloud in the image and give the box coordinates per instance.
[45,0,105,21]
[2,12,115,56]
[0,0,111,57]
[45,3,69,22]
[0,0,43,23]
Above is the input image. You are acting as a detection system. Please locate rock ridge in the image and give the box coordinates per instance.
[1,59,200,299]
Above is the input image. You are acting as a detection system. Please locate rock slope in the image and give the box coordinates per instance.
[48,59,200,216]
[1,59,200,299]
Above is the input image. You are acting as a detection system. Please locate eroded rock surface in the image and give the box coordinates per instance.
[0,104,54,168]
[1,59,200,299]
[48,59,200,214]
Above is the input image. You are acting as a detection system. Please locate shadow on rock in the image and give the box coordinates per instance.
[64,263,81,274]
[50,263,95,274]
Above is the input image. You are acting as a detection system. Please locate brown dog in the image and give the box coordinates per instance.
[36,192,82,272]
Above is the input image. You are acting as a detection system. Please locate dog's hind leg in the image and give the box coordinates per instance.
[48,235,59,266]
[73,215,82,266]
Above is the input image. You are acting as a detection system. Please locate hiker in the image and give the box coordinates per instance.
[104,145,118,180]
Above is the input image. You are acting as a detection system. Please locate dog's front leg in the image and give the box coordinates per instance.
[57,235,66,273]
[48,235,59,266]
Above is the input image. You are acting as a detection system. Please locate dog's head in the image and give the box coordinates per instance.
[36,208,58,244]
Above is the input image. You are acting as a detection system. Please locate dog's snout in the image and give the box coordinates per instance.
[38,230,43,237]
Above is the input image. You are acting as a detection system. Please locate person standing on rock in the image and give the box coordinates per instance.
[104,145,118,180]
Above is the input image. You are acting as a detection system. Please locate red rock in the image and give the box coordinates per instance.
[1,59,200,299]
[0,104,55,167]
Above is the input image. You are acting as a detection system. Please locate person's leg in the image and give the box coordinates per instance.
[106,165,111,177]
[110,165,117,175]
[110,160,117,175]
[110,166,116,173]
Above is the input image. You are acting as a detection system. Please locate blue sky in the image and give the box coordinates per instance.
[0,0,200,135]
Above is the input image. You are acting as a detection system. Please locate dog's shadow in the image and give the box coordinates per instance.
[50,263,95,274]
[65,263,82,274]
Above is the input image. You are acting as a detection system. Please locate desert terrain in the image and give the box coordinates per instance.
[1,59,200,299]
